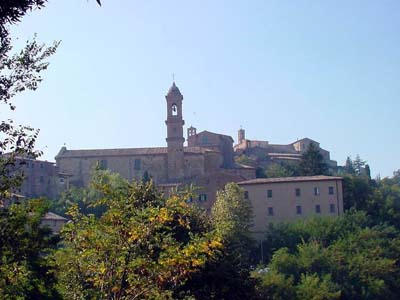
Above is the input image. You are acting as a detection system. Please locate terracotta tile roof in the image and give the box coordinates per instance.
[267,153,302,157]
[234,163,255,169]
[197,130,234,142]
[238,175,343,185]
[42,212,68,221]
[56,146,217,158]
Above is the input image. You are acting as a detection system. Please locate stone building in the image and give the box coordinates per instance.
[234,128,337,168]
[7,157,70,200]
[55,82,256,209]
[238,175,343,239]
[41,212,68,234]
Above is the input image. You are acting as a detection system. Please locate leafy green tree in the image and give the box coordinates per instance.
[181,183,256,299]
[54,176,223,299]
[0,199,60,299]
[261,210,371,262]
[253,269,296,300]
[0,35,59,197]
[235,154,255,166]
[353,154,366,176]
[51,169,128,217]
[342,175,373,211]
[298,143,329,176]
[296,273,341,300]
[257,225,400,299]
[265,163,297,178]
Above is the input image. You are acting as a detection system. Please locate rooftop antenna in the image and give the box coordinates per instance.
[172,73,175,82]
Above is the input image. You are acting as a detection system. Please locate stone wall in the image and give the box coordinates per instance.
[16,158,66,199]
[187,131,234,168]
[56,154,169,186]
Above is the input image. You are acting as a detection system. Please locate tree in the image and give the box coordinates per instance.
[142,170,152,183]
[365,164,371,179]
[50,169,128,217]
[177,183,257,299]
[344,156,355,175]
[0,199,60,299]
[342,175,373,211]
[0,0,59,198]
[298,143,329,176]
[235,154,255,166]
[54,175,223,299]
[187,183,257,299]
[353,154,367,176]
[255,214,400,300]
[265,163,298,178]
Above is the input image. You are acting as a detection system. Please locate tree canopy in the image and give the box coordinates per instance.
[298,143,329,176]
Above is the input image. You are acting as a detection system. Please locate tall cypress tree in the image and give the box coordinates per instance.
[298,143,329,176]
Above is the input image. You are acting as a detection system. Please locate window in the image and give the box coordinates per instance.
[39,176,44,183]
[314,187,320,196]
[186,197,193,203]
[268,207,274,216]
[329,186,335,195]
[267,189,273,198]
[201,135,208,145]
[171,104,178,116]
[99,159,108,170]
[40,163,44,168]
[295,188,301,197]
[330,203,336,213]
[31,163,34,168]
[244,191,249,199]
[198,194,207,202]
[296,205,302,215]
[315,204,321,213]
[59,178,65,184]
[134,159,141,170]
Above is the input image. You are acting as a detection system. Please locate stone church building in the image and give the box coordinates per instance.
[55,82,255,209]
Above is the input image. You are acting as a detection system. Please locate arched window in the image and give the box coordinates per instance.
[171,104,178,116]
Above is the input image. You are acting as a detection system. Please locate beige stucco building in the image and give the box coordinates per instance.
[238,176,343,239]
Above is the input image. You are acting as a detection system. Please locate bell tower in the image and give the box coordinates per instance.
[165,82,185,181]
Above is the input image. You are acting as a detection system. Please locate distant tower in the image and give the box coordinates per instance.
[187,126,197,147]
[187,126,197,138]
[165,82,185,181]
[238,128,245,144]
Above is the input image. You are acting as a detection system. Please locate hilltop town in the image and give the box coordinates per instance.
[2,2,400,299]
[15,82,338,210]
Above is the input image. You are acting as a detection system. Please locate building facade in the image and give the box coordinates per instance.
[234,129,337,168]
[6,157,70,200]
[238,176,343,239]
[12,83,340,213]
[55,82,256,208]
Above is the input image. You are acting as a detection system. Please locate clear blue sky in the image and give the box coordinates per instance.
[8,0,400,177]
